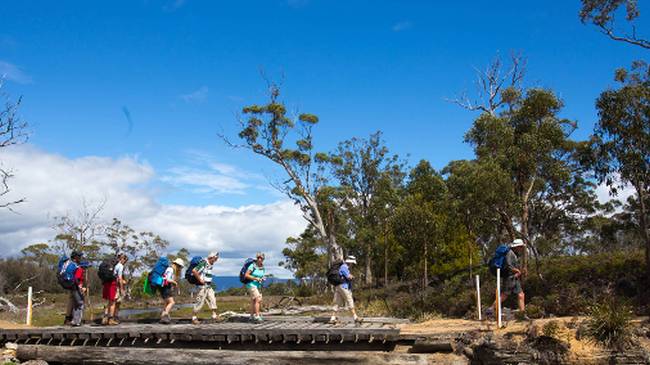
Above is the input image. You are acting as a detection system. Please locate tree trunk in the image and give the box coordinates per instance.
[636,183,650,286]
[423,242,428,289]
[364,242,373,286]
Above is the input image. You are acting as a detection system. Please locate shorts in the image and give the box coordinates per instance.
[333,285,354,310]
[247,286,262,300]
[102,281,121,302]
[502,276,523,296]
[159,285,174,300]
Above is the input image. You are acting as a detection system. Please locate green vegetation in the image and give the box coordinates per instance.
[585,299,634,349]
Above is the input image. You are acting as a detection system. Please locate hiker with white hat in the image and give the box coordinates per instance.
[190,252,220,324]
[492,239,528,319]
[160,258,185,324]
[329,255,361,323]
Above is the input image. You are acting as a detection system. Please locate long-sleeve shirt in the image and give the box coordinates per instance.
[339,263,352,290]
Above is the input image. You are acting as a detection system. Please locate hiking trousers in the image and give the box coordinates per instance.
[65,288,84,325]
[193,285,217,312]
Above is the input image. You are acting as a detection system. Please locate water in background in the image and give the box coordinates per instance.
[212,276,296,292]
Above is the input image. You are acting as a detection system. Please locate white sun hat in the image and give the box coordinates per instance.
[344,255,357,264]
[172,258,185,267]
[510,239,525,248]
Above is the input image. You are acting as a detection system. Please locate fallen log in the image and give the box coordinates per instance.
[17,345,432,365]
[0,297,18,313]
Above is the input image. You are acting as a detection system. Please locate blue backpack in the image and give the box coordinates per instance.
[488,245,510,276]
[185,256,203,285]
[149,257,170,287]
[239,258,256,284]
[57,256,78,290]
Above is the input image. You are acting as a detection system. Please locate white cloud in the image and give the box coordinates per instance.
[595,176,636,206]
[0,60,32,84]
[392,21,412,32]
[180,86,208,103]
[0,145,305,277]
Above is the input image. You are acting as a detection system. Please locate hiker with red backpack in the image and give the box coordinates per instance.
[328,256,361,324]
[187,252,219,324]
[58,251,90,326]
[100,253,128,326]
[489,239,528,319]
[241,253,266,322]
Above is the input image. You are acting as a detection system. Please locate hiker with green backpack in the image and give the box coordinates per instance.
[489,239,528,319]
[187,252,219,324]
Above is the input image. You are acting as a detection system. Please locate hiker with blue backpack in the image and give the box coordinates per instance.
[241,253,266,322]
[58,251,90,326]
[187,252,219,324]
[148,257,185,324]
[489,239,528,320]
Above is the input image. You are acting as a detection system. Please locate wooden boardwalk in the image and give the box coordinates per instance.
[0,319,401,352]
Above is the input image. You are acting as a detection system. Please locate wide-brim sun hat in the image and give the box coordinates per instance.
[172,258,185,267]
[344,255,357,264]
[510,239,525,248]
[207,252,219,258]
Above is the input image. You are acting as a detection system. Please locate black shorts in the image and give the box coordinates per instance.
[159,285,173,299]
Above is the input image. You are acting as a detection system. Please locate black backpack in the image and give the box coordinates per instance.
[185,256,203,285]
[326,262,345,286]
[98,258,118,283]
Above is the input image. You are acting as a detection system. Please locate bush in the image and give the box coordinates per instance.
[585,299,634,349]
[542,320,560,338]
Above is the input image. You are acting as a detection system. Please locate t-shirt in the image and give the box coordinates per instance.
[505,250,519,277]
[245,263,265,289]
[194,259,213,284]
[163,267,175,286]
[113,262,124,279]
[74,267,84,287]
[338,263,352,290]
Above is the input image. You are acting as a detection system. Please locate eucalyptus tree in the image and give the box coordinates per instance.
[589,62,650,280]
[0,81,28,210]
[580,0,649,49]
[222,84,343,262]
[328,131,405,285]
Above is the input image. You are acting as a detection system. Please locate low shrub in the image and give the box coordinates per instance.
[585,299,634,350]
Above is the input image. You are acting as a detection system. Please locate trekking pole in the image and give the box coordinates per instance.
[26,286,33,326]
[496,268,502,328]
[475,275,481,321]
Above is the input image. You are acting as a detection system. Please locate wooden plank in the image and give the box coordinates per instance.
[16,345,431,365]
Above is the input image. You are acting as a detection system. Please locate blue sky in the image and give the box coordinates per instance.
[0,1,646,273]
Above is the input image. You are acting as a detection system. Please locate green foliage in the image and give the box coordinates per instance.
[585,299,634,349]
[579,0,648,49]
[542,320,560,338]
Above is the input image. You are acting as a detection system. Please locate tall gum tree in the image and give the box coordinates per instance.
[221,85,343,263]
[589,62,650,282]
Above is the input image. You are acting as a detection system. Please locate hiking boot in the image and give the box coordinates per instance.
[354,317,363,324]
[253,315,263,323]
[192,318,201,325]
[101,316,109,326]
[107,318,120,326]
[328,316,338,324]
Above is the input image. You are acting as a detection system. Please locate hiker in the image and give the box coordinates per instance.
[190,252,219,324]
[329,255,360,323]
[101,253,128,325]
[244,252,266,322]
[159,258,184,324]
[492,239,527,319]
[60,251,89,326]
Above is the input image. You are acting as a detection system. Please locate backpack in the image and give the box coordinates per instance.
[488,244,510,276]
[239,258,256,284]
[98,258,118,284]
[57,256,78,290]
[326,261,345,286]
[149,257,170,287]
[185,256,203,285]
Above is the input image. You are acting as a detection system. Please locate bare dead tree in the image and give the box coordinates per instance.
[448,52,526,116]
[0,80,28,211]
[52,197,107,259]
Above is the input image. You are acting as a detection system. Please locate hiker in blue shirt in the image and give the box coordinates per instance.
[329,256,361,323]
[244,252,266,322]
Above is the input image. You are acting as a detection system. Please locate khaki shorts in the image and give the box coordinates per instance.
[247,286,262,300]
[333,285,354,311]
[194,285,217,312]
